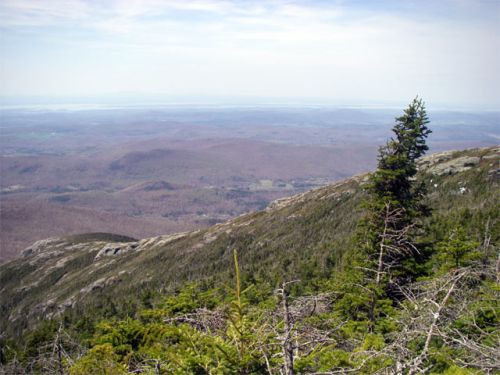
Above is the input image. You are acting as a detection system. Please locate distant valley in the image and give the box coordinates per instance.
[1,107,498,262]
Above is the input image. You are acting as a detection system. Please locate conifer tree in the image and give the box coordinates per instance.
[368,97,431,218]
[359,97,431,326]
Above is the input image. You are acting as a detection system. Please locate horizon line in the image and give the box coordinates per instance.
[1,95,499,112]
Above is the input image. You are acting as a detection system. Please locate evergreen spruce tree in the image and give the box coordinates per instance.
[369,96,431,217]
[359,97,431,326]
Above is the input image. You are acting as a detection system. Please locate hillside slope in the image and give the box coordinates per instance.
[0,146,498,338]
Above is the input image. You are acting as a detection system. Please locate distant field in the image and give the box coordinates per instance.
[0,107,498,262]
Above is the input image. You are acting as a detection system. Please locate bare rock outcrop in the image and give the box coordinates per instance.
[417,150,481,176]
[427,156,480,175]
[93,232,189,260]
[22,238,62,257]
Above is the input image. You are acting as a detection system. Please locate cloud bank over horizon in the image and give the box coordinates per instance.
[0,0,499,109]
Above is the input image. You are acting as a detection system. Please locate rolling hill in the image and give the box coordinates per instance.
[2,107,498,263]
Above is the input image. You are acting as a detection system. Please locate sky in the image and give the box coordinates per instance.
[0,0,499,109]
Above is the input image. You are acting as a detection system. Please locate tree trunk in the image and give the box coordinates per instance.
[281,283,294,375]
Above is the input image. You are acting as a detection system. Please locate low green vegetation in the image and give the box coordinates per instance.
[0,100,498,374]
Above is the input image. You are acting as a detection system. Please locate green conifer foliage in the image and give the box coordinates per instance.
[368,97,431,217]
[343,98,432,330]
[436,227,481,271]
[70,344,127,375]
[363,97,431,283]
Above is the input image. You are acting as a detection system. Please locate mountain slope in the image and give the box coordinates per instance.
[0,146,498,338]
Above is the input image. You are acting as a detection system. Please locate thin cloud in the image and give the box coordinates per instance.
[0,0,498,109]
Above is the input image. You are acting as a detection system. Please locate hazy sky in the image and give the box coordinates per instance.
[1,0,499,109]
